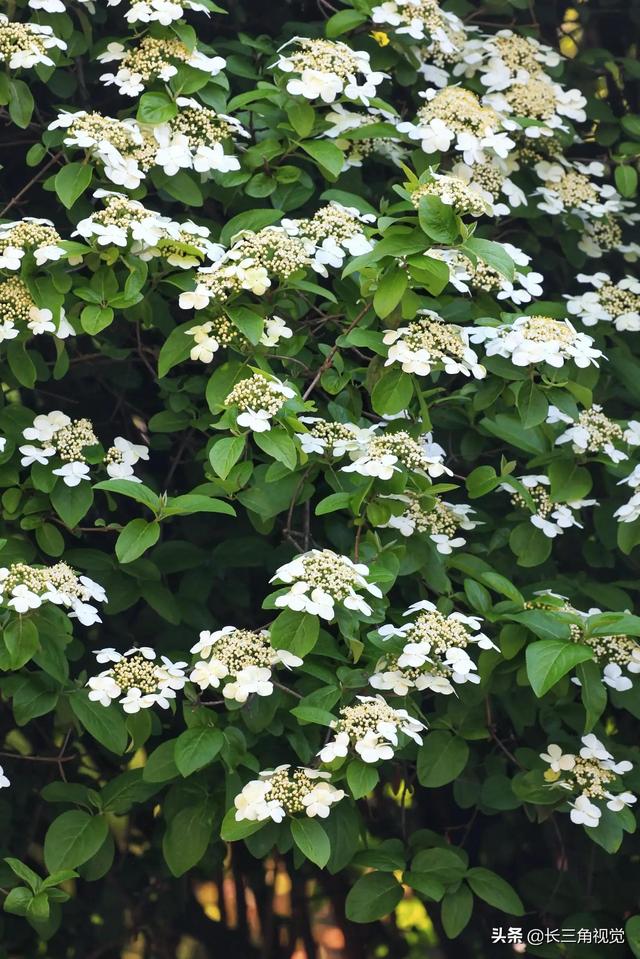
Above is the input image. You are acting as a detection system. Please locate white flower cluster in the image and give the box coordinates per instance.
[566,272,640,331]
[546,404,640,464]
[409,172,492,218]
[152,98,249,177]
[342,429,451,481]
[224,373,295,433]
[18,410,148,486]
[318,695,425,764]
[0,13,65,69]
[451,158,526,216]
[469,315,603,369]
[324,104,408,171]
[0,277,73,344]
[379,494,479,553]
[372,0,466,52]
[98,37,225,97]
[106,0,210,25]
[501,474,597,539]
[234,765,345,822]
[74,190,224,268]
[397,86,516,166]
[371,600,496,695]
[431,244,543,305]
[0,219,67,271]
[541,735,635,828]
[275,37,387,106]
[534,160,631,220]
[179,203,374,311]
[189,626,302,703]
[0,561,105,625]
[87,647,187,713]
[270,549,382,621]
[577,214,640,261]
[383,309,486,378]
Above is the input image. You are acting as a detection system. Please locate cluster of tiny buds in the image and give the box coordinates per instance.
[234,765,345,822]
[368,433,433,472]
[225,374,289,416]
[576,407,623,452]
[187,317,245,363]
[519,315,575,344]
[332,698,405,739]
[510,483,553,518]
[504,79,557,120]
[0,16,65,69]
[281,38,362,81]
[289,550,363,600]
[411,177,490,217]
[112,653,159,695]
[598,282,640,318]
[0,220,63,268]
[105,37,194,81]
[418,88,500,135]
[51,419,98,462]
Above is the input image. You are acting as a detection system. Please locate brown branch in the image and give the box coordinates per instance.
[0,152,63,218]
[302,303,370,401]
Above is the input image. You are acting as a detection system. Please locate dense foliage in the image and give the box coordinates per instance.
[1,0,640,956]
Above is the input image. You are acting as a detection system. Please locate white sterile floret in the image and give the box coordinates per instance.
[49,111,151,189]
[565,272,640,331]
[0,765,10,789]
[458,29,561,89]
[260,315,293,347]
[275,37,388,106]
[105,435,149,483]
[152,98,249,177]
[188,625,302,703]
[371,600,495,695]
[318,696,425,764]
[469,315,604,369]
[533,159,631,220]
[379,494,479,552]
[541,735,635,828]
[546,404,630,463]
[107,0,211,25]
[500,473,597,539]
[87,647,187,712]
[224,373,295,433]
[450,158,526,216]
[372,0,467,57]
[0,561,106,625]
[270,549,382,621]
[19,412,101,486]
[383,309,486,378]
[234,765,345,822]
[98,36,225,97]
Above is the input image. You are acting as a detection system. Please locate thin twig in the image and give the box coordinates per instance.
[302,303,369,400]
[0,152,63,218]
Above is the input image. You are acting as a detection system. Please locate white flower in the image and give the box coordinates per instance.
[355,729,395,764]
[120,688,160,713]
[189,658,229,690]
[234,779,276,822]
[87,674,121,707]
[0,766,9,789]
[223,666,273,703]
[23,411,70,443]
[569,795,601,827]
[301,781,345,818]
[287,69,343,103]
[605,791,637,812]
[52,462,91,487]
[579,734,612,762]
[19,444,56,467]
[318,731,350,764]
[8,584,42,613]
[540,744,576,773]
[261,315,293,347]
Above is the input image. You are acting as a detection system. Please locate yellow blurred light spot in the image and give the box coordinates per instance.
[384,780,414,807]
[395,897,433,932]
[564,7,579,20]
[274,871,292,895]
[544,769,560,782]
[370,30,390,46]
[559,36,578,58]
[128,747,147,770]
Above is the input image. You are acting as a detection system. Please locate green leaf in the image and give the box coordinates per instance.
[4,858,41,892]
[220,806,265,841]
[315,492,352,516]
[615,165,638,197]
[70,693,128,754]
[577,660,607,732]
[162,803,212,877]
[300,140,345,179]
[93,479,159,512]
[115,519,160,564]
[373,269,408,318]
[325,8,367,36]
[346,760,379,799]
[3,886,32,917]
[143,741,179,783]
[526,639,593,697]
[626,916,640,958]
[515,381,548,428]
[417,731,469,787]
[418,195,460,244]
[8,78,34,128]
[54,163,93,210]
[2,617,39,671]
[209,436,245,479]
[175,727,224,777]
[81,305,114,335]
[157,320,197,377]
[254,429,298,470]
[290,817,330,867]
[226,305,264,345]
[44,812,108,873]
[441,883,474,938]
[548,460,592,502]
[50,482,94,529]
[371,368,413,415]
[137,91,177,123]
[461,237,515,280]
[220,209,284,246]
[269,609,319,657]
[287,99,315,137]
[163,494,235,517]
[466,867,524,916]
[345,872,403,923]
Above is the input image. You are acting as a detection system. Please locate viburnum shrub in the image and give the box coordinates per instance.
[1,0,640,955]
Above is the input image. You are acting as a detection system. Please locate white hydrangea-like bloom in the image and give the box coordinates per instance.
[0,14,66,69]
[371,0,467,50]
[541,735,635,828]
[500,474,597,539]
[234,765,345,822]
[372,599,496,696]
[98,37,225,97]
[0,562,106,625]
[397,85,516,166]
[87,647,187,712]
[409,172,492,217]
[270,549,382,620]
[152,98,249,177]
[383,309,486,378]
[275,37,388,106]
[106,0,211,24]
[379,494,479,552]
[483,75,586,136]
[341,430,451,481]
[430,243,544,304]
[457,28,561,90]
[469,315,604,369]
[224,373,295,433]
[534,159,631,220]
[565,272,640,331]
[0,277,73,344]
[19,411,98,486]
[318,695,425,764]
[576,213,640,261]
[49,110,153,189]
[105,436,149,483]
[0,219,67,270]
[451,158,526,216]
[323,104,408,171]
[546,404,636,464]
[189,626,302,703]
[74,191,224,267]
